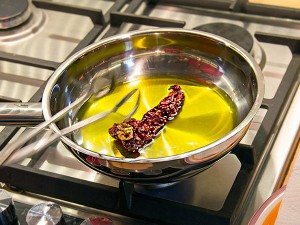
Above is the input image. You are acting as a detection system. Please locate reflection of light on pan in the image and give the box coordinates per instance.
[217,75,249,119]
[125,40,133,51]
[134,37,147,48]
[161,132,173,156]
[130,58,144,77]
[127,79,141,88]
[123,56,135,68]
[140,86,152,112]
[217,76,235,96]
[186,55,223,77]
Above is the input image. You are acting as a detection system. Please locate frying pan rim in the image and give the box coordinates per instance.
[42,28,265,164]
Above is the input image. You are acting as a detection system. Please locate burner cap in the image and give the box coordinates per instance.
[0,0,31,29]
[194,23,254,53]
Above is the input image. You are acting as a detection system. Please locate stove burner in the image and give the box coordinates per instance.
[0,0,32,29]
[0,2,45,42]
[194,23,254,53]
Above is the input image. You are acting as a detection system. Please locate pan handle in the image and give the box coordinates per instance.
[0,102,44,126]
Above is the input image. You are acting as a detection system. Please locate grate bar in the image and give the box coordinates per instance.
[0,51,59,70]
[255,32,300,53]
[110,12,185,27]
[32,0,105,25]
[245,2,300,20]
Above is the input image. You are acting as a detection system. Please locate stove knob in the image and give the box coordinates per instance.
[26,202,65,225]
[80,216,113,225]
[0,189,19,225]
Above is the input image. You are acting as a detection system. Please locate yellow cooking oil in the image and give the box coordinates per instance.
[74,76,238,158]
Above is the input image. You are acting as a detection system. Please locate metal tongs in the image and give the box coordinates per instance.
[0,74,139,166]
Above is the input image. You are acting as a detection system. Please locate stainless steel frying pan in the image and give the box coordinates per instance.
[0,29,264,184]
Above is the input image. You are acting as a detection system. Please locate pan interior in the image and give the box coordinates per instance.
[48,31,259,160]
[71,74,238,159]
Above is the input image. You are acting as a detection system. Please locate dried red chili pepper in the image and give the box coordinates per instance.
[109,85,184,152]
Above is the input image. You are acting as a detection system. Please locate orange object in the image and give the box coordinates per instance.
[249,186,286,225]
[262,201,282,225]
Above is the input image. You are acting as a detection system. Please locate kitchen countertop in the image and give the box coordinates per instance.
[249,0,300,9]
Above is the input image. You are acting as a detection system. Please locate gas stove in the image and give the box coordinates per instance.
[0,1,299,225]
